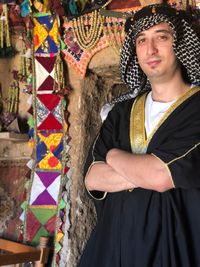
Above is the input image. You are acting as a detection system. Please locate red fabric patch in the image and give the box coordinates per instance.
[37,94,61,111]
[37,75,55,91]
[36,56,56,73]
[34,35,39,47]
[45,215,56,234]
[37,113,62,130]
[48,156,59,167]
[26,210,41,242]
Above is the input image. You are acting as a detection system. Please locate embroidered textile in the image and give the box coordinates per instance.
[36,94,63,130]
[29,171,61,205]
[35,56,57,92]
[62,26,108,78]
[34,14,59,54]
[26,206,57,244]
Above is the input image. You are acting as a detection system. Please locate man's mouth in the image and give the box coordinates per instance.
[147,60,161,68]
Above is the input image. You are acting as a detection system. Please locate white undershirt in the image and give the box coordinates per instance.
[145,91,175,138]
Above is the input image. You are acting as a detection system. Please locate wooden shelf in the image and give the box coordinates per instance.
[0,132,29,142]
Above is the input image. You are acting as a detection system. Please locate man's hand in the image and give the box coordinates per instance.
[85,161,136,193]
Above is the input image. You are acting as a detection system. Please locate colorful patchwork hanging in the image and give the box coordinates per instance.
[22,12,71,267]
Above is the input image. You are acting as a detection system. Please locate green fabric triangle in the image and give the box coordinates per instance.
[62,98,67,108]
[30,207,57,225]
[55,242,62,253]
[34,12,51,17]
[32,226,49,246]
[60,40,66,50]
[58,199,66,209]
[27,117,35,128]
[21,201,27,210]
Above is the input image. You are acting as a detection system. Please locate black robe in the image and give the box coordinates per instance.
[78,87,200,267]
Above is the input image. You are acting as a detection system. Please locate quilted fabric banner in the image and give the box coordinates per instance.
[23,12,70,267]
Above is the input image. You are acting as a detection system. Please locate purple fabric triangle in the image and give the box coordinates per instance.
[36,171,59,188]
[32,190,56,205]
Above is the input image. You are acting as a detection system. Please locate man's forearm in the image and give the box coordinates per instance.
[106,149,174,192]
[85,162,136,193]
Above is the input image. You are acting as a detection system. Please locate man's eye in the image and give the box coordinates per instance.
[137,38,145,45]
[158,35,168,41]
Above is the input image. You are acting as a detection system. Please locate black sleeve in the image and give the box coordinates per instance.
[83,100,133,200]
[83,104,118,200]
[152,97,200,189]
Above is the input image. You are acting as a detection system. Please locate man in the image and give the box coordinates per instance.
[78,3,200,267]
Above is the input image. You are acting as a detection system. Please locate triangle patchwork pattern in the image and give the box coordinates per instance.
[33,190,57,205]
[45,215,57,234]
[36,95,62,130]
[38,152,62,170]
[37,113,62,131]
[34,14,58,54]
[29,173,46,204]
[36,98,50,126]
[36,56,56,73]
[36,170,60,188]
[30,207,57,225]
[26,209,41,242]
[38,94,61,111]
[30,171,61,205]
[35,56,57,92]
[32,226,49,246]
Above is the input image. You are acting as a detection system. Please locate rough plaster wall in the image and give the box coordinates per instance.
[63,47,129,267]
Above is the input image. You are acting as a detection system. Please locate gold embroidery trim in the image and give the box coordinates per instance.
[85,132,107,200]
[130,92,148,154]
[84,161,107,200]
[166,142,200,166]
[130,86,200,154]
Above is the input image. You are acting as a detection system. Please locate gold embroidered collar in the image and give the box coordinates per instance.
[130,86,200,154]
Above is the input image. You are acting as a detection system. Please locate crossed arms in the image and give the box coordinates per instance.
[85,148,175,193]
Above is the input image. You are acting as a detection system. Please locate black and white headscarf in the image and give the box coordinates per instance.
[114,4,200,103]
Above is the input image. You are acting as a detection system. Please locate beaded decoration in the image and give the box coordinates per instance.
[6,80,20,114]
[102,16,125,55]
[0,4,16,57]
[71,9,104,50]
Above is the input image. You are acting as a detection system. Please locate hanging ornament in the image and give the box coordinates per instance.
[5,80,20,115]
[0,4,16,58]
[53,52,72,96]
[71,9,103,50]
[102,16,125,55]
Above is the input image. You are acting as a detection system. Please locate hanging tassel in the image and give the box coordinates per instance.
[53,52,71,96]
[0,4,16,58]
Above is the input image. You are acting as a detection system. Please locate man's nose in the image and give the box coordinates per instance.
[146,39,158,55]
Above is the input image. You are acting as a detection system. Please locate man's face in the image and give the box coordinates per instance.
[135,22,179,83]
